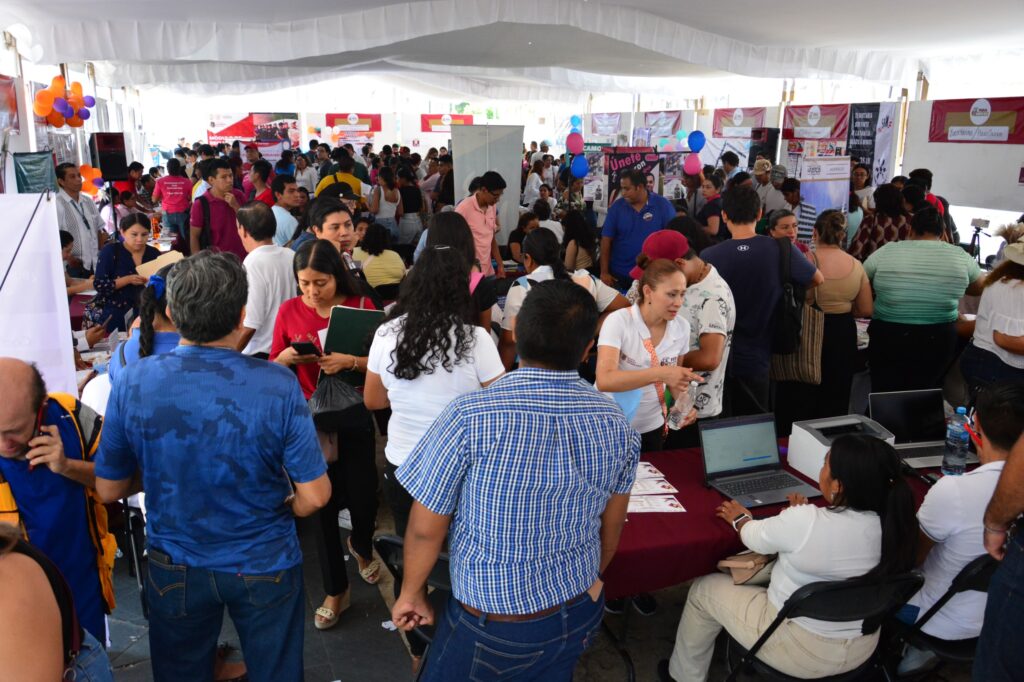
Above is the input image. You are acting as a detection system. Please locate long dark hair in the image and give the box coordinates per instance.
[361,223,391,257]
[561,210,596,257]
[425,212,477,270]
[293,239,362,298]
[385,246,476,380]
[522,228,570,280]
[828,435,918,578]
[137,263,176,358]
[166,158,187,178]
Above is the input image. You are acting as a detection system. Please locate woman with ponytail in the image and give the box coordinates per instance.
[107,264,180,384]
[662,435,917,682]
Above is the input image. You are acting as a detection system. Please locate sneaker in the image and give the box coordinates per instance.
[337,509,352,530]
[632,592,657,616]
[657,660,677,682]
[897,644,938,676]
[604,598,626,614]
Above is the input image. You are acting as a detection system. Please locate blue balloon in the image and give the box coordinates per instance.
[570,126,582,134]
[570,115,582,128]
[687,130,706,153]
[570,155,589,178]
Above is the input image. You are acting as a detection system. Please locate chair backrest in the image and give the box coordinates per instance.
[373,534,452,592]
[910,554,998,634]
[780,571,924,635]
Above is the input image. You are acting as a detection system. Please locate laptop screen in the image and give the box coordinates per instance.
[869,390,946,445]
[700,415,780,477]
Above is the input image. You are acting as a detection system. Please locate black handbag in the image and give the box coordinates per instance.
[771,237,807,355]
[308,372,369,432]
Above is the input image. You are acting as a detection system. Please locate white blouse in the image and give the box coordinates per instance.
[972,279,1024,369]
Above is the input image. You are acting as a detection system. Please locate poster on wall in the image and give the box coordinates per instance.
[661,152,687,203]
[207,113,254,145]
[713,107,766,138]
[783,104,850,140]
[590,113,622,138]
[420,113,473,133]
[644,111,681,140]
[252,113,300,147]
[797,156,850,214]
[846,102,899,185]
[0,75,19,133]
[581,142,607,209]
[604,147,659,207]
[325,113,382,133]
[927,97,1024,143]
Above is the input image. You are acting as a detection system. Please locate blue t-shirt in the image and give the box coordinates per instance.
[107,331,181,383]
[95,345,326,573]
[703,236,817,377]
[601,193,675,279]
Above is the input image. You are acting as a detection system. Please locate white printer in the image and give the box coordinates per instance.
[788,415,895,481]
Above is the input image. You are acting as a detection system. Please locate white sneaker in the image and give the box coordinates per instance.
[897,644,938,676]
[337,509,352,530]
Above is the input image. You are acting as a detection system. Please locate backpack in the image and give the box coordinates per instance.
[771,238,806,355]
[196,194,212,249]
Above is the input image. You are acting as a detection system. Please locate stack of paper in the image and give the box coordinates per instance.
[628,462,686,512]
[631,478,679,496]
[627,495,686,513]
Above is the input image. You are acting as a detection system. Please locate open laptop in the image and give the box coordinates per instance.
[699,414,821,508]
[868,389,978,469]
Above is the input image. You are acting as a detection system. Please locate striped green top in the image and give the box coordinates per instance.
[864,240,981,324]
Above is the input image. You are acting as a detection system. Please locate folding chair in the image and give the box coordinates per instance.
[373,535,452,652]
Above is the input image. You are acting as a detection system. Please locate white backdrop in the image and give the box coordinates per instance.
[451,124,525,245]
[0,193,76,394]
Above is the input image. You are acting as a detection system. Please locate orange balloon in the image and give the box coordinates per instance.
[71,81,83,96]
[81,183,98,196]
[80,164,93,175]
[50,75,66,92]
[33,100,53,117]
[46,110,65,127]
[35,89,54,107]
[68,95,84,110]
[67,115,84,128]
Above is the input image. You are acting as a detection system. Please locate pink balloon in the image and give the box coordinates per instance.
[683,153,703,176]
[566,132,584,155]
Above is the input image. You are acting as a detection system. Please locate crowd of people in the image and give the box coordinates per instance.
[1,134,1023,682]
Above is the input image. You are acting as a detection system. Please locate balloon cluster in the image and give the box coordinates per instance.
[567,115,589,178]
[32,76,96,129]
[78,164,105,197]
[684,131,706,176]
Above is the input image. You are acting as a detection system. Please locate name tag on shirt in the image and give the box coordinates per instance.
[643,212,654,221]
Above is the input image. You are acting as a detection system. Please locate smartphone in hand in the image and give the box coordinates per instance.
[290,341,321,357]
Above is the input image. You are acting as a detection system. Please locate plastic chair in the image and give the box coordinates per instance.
[891,554,998,667]
[723,571,924,682]
[373,535,452,650]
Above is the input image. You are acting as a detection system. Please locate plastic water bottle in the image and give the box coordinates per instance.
[667,382,699,431]
[941,407,970,476]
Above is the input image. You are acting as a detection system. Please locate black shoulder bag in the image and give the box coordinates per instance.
[770,237,806,355]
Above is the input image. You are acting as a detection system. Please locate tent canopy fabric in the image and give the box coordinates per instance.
[3,0,1024,98]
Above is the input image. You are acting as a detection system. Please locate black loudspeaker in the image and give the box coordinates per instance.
[748,127,780,167]
[89,133,129,181]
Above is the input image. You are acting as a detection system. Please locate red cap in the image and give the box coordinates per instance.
[629,230,690,280]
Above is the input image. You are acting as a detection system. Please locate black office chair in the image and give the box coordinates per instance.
[890,554,998,668]
[723,571,924,682]
[373,534,452,651]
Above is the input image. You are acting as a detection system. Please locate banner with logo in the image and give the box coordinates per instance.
[581,142,607,208]
[644,111,682,140]
[797,156,850,214]
[783,104,850,140]
[590,113,622,137]
[207,113,255,145]
[928,97,1024,144]
[420,113,473,133]
[326,113,382,133]
[713,107,767,138]
[252,112,300,147]
[603,147,660,207]
[846,102,900,185]
[662,152,688,203]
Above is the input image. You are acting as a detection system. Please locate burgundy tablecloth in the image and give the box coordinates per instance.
[69,294,89,331]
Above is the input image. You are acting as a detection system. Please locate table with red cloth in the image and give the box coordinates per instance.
[603,447,931,601]
[69,294,90,331]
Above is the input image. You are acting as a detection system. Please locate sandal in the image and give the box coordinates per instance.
[347,537,382,585]
[314,590,351,630]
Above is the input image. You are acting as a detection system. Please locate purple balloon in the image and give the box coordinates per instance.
[54,97,68,111]
[83,95,95,107]
[92,177,105,188]
[57,101,72,117]
[78,108,91,120]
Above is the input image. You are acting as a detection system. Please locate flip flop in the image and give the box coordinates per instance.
[347,537,382,585]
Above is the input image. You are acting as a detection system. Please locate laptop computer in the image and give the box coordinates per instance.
[699,414,821,508]
[868,389,979,469]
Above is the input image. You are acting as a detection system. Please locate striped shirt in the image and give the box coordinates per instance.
[864,240,981,324]
[398,367,640,615]
[56,190,105,271]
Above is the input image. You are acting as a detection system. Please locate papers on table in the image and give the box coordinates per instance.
[631,477,679,496]
[636,462,664,480]
[628,495,686,513]
[628,462,686,512]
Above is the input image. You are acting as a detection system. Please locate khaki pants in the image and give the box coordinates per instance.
[668,573,878,681]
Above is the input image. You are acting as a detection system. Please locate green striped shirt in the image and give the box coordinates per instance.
[864,240,981,324]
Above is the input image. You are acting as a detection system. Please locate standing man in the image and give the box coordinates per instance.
[752,159,788,216]
[531,141,550,166]
[314,153,363,199]
[702,186,821,416]
[392,281,640,680]
[250,160,274,206]
[600,169,675,290]
[456,171,506,278]
[780,178,818,243]
[306,138,319,165]
[270,174,300,246]
[190,159,247,260]
[95,252,331,682]
[56,162,106,277]
[433,155,455,212]
[720,152,740,181]
[315,144,333,182]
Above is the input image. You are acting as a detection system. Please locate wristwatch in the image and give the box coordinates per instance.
[731,513,752,531]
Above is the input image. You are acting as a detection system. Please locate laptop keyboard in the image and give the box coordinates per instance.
[718,473,800,497]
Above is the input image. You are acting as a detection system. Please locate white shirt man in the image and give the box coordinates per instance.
[753,159,788,217]
[56,164,106,273]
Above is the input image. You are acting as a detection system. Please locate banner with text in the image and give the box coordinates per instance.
[662,152,688,203]
[713,107,767,138]
[252,112,300,147]
[783,104,850,140]
[846,102,900,185]
[928,97,1024,144]
[590,113,623,138]
[797,156,850,214]
[207,113,255,145]
[420,113,473,133]
[581,142,607,209]
[604,147,660,208]
[326,113,382,133]
[644,111,682,140]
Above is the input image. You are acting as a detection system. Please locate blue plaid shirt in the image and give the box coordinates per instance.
[398,367,640,615]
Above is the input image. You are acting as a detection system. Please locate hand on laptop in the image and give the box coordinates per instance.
[715,500,752,526]
[786,493,810,507]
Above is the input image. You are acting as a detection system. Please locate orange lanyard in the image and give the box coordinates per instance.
[641,336,668,436]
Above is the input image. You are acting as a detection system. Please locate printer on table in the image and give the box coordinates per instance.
[789,415,895,481]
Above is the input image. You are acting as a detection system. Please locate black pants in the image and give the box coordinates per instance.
[382,462,427,657]
[959,343,1024,403]
[640,427,665,453]
[315,422,378,598]
[867,319,957,394]
[722,372,771,418]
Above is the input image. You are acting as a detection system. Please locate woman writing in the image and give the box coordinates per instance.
[85,213,160,332]
[370,167,402,242]
[270,240,380,631]
[697,174,725,240]
[661,436,918,681]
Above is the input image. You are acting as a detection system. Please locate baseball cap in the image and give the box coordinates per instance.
[770,164,788,181]
[753,159,772,175]
[630,230,690,280]
[1003,241,1024,266]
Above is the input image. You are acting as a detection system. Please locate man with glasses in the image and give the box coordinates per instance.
[456,171,507,278]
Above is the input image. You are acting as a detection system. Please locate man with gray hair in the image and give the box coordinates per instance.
[95,251,330,682]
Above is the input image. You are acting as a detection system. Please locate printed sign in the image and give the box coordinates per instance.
[928,97,1024,144]
[207,113,255,145]
[644,111,682,140]
[590,112,622,137]
[603,147,661,207]
[326,113,382,133]
[783,104,850,140]
[846,102,899,185]
[713,107,767,138]
[420,113,473,133]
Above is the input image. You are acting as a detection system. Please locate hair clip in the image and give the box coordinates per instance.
[147,274,166,299]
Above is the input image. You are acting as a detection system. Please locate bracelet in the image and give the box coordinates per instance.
[351,356,359,370]
[984,525,1008,535]
[731,513,751,532]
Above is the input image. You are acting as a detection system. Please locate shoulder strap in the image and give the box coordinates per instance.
[515,275,530,291]
[776,237,791,286]
[198,194,210,227]
[119,340,128,368]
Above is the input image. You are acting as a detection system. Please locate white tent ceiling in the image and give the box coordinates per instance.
[3,0,1024,99]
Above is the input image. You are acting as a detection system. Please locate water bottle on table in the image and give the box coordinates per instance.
[941,406,970,476]
[667,381,699,431]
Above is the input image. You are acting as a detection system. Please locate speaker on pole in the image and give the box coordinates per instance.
[748,127,780,167]
[89,133,129,181]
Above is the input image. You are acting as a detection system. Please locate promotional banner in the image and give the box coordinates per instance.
[846,102,900,185]
[251,140,289,164]
[644,111,682,140]
[783,104,850,140]
[662,152,687,203]
[604,147,660,207]
[712,107,767,138]
[207,113,255,145]
[797,156,850,214]
[591,113,622,137]
[325,113,382,133]
[631,127,652,147]
[0,74,18,133]
[252,112,300,147]
[928,97,1024,144]
[420,113,473,133]
[581,142,607,209]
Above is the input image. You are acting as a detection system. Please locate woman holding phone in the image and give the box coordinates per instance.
[270,239,380,631]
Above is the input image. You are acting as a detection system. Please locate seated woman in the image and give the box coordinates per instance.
[661,435,918,682]
[508,211,539,266]
[556,177,586,218]
[85,213,160,332]
[352,223,406,294]
[562,210,597,273]
[60,231,94,296]
[538,183,557,214]
[107,263,180,384]
[767,208,811,256]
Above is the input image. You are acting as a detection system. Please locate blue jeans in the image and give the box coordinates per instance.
[73,629,114,681]
[162,211,190,239]
[377,216,399,242]
[420,591,604,681]
[974,533,1024,681]
[146,550,305,682]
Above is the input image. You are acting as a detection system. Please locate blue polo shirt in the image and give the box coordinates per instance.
[601,193,675,280]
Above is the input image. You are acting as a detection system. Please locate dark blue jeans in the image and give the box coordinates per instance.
[974,533,1024,681]
[146,550,305,682]
[420,591,604,681]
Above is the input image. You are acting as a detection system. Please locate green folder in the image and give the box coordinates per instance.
[322,305,385,386]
